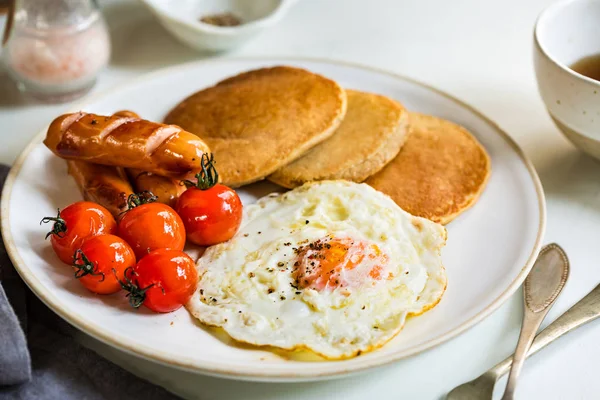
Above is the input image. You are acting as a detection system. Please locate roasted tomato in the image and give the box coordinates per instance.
[117,192,186,259]
[120,249,196,313]
[41,201,117,264]
[176,154,242,246]
[72,234,136,294]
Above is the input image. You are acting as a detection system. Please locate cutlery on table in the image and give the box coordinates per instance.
[448,243,577,400]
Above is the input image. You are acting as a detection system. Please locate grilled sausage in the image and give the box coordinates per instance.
[112,110,187,207]
[126,169,187,208]
[65,110,140,217]
[45,112,210,177]
[67,160,134,218]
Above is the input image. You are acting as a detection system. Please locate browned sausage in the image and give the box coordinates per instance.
[126,169,187,208]
[112,110,188,207]
[66,110,140,217]
[44,112,210,177]
[67,160,134,218]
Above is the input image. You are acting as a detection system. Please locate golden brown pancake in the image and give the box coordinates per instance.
[268,90,409,188]
[366,113,491,224]
[164,66,347,188]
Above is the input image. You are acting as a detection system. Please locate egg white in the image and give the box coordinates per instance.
[186,181,447,359]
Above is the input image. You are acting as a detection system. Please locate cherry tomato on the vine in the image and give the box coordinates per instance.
[120,249,197,313]
[176,153,242,246]
[117,192,186,259]
[72,234,136,294]
[41,201,116,264]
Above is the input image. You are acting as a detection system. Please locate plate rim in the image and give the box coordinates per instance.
[0,56,546,381]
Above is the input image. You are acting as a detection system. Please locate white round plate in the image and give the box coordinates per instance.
[1,58,545,382]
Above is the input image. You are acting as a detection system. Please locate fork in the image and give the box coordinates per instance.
[447,283,600,400]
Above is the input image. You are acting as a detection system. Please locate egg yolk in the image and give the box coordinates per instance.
[292,236,389,291]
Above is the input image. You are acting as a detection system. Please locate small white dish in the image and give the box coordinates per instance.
[1,58,545,382]
[534,0,600,159]
[139,0,297,52]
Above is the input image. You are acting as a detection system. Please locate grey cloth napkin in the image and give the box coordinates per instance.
[0,164,181,399]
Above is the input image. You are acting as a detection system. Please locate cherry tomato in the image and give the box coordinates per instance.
[72,234,136,294]
[176,153,242,246]
[121,249,196,313]
[41,201,117,264]
[117,192,186,259]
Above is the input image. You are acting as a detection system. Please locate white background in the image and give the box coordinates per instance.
[1,1,599,399]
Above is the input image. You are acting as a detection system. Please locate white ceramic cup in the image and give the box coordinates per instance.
[534,0,600,159]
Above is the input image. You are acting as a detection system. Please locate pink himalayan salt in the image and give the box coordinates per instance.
[6,19,110,85]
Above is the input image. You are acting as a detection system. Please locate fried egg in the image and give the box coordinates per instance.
[186,181,447,359]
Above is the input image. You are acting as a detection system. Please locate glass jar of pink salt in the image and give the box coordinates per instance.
[2,0,110,102]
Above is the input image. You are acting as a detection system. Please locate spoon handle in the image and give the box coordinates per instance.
[501,244,569,400]
[492,283,600,377]
[501,304,551,399]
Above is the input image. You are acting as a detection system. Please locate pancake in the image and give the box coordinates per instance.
[268,90,409,188]
[164,66,347,187]
[366,113,491,224]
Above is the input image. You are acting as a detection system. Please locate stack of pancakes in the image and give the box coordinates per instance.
[165,66,491,224]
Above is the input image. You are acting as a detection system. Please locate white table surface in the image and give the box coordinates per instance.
[1,0,599,399]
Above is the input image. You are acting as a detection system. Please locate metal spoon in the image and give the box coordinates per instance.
[501,243,569,399]
[447,243,570,400]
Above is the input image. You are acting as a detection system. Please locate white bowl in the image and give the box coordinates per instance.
[139,0,297,52]
[534,0,600,159]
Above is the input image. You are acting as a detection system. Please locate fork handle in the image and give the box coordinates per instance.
[492,283,600,377]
